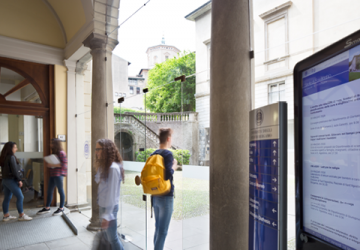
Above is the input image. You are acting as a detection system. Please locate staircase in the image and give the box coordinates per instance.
[114,114,178,150]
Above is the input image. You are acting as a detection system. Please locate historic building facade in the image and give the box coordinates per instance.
[186,0,360,167]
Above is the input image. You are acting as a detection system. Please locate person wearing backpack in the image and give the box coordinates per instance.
[0,142,33,221]
[151,128,178,250]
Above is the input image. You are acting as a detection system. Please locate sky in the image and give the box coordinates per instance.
[113,0,208,76]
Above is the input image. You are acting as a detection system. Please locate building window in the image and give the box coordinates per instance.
[136,87,140,94]
[130,86,134,95]
[154,56,158,64]
[268,83,285,104]
[115,92,118,96]
[267,18,286,61]
[165,56,169,60]
[260,2,291,70]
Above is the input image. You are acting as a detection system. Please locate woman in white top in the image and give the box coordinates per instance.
[95,139,125,250]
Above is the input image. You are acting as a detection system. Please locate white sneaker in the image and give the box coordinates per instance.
[2,215,17,222]
[18,214,33,221]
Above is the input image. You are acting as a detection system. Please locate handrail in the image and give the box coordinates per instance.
[123,111,198,122]
[114,114,178,149]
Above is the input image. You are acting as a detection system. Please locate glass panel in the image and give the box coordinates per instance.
[182,70,210,249]
[0,67,42,103]
[280,90,286,102]
[76,61,92,218]
[0,114,44,212]
[117,91,147,249]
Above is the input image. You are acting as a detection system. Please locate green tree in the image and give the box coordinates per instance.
[145,51,195,113]
[113,107,142,114]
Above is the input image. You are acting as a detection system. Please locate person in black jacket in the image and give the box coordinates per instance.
[0,142,32,221]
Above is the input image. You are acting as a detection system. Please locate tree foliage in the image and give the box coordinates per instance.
[113,107,142,114]
[145,51,196,113]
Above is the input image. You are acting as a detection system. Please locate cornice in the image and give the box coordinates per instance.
[259,1,292,20]
[0,35,63,65]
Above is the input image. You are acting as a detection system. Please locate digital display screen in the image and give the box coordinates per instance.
[302,44,360,250]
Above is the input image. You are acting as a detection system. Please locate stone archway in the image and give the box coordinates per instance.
[114,131,134,161]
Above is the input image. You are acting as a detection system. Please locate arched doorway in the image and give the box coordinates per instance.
[114,132,133,161]
[0,56,54,209]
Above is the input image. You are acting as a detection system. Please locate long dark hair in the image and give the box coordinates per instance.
[0,142,19,166]
[51,138,63,157]
[95,139,124,181]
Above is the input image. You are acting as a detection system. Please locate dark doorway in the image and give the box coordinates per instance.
[115,132,133,161]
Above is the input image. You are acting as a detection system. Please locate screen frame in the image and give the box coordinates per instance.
[294,29,360,250]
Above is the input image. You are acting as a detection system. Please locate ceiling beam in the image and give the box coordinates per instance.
[4,79,30,97]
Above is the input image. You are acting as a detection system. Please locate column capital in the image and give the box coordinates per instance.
[64,60,77,72]
[76,52,92,74]
[83,33,119,52]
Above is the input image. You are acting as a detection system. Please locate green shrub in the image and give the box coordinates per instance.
[135,148,190,165]
[113,107,142,114]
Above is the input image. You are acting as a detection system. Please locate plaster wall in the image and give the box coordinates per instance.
[112,55,129,102]
[145,121,199,165]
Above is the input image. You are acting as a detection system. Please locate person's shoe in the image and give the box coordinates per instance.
[18,214,33,221]
[37,208,51,215]
[2,215,16,222]
[52,208,63,216]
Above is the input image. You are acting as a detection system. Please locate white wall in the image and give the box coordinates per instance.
[0,114,9,152]
[193,10,212,129]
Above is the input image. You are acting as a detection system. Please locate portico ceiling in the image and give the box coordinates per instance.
[0,0,87,49]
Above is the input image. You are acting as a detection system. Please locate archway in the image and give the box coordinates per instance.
[114,132,133,161]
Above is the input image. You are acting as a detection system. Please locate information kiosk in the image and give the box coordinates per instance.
[294,29,360,250]
[249,102,287,250]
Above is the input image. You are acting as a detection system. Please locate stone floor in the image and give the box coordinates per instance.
[0,208,140,250]
[0,193,296,250]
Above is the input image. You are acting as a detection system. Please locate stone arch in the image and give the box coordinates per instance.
[114,128,135,161]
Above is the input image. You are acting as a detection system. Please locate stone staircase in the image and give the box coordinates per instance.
[114,114,178,149]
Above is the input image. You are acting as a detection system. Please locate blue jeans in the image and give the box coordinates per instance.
[153,196,174,250]
[99,204,124,250]
[46,176,65,208]
[2,178,24,214]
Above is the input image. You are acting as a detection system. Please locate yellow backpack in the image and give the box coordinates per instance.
[139,152,171,195]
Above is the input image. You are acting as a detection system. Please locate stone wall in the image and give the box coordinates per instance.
[146,120,199,165]
[114,112,199,165]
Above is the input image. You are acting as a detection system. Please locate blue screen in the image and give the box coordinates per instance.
[302,44,360,250]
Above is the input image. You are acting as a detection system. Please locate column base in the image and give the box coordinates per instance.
[86,222,101,231]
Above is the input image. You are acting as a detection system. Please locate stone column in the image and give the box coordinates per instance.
[83,33,118,230]
[210,0,251,249]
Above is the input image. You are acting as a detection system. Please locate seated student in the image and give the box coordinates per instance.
[151,128,179,250]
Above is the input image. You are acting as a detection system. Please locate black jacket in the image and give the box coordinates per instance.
[1,155,22,182]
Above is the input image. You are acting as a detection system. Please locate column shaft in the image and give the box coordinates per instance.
[87,47,107,230]
[210,0,251,249]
